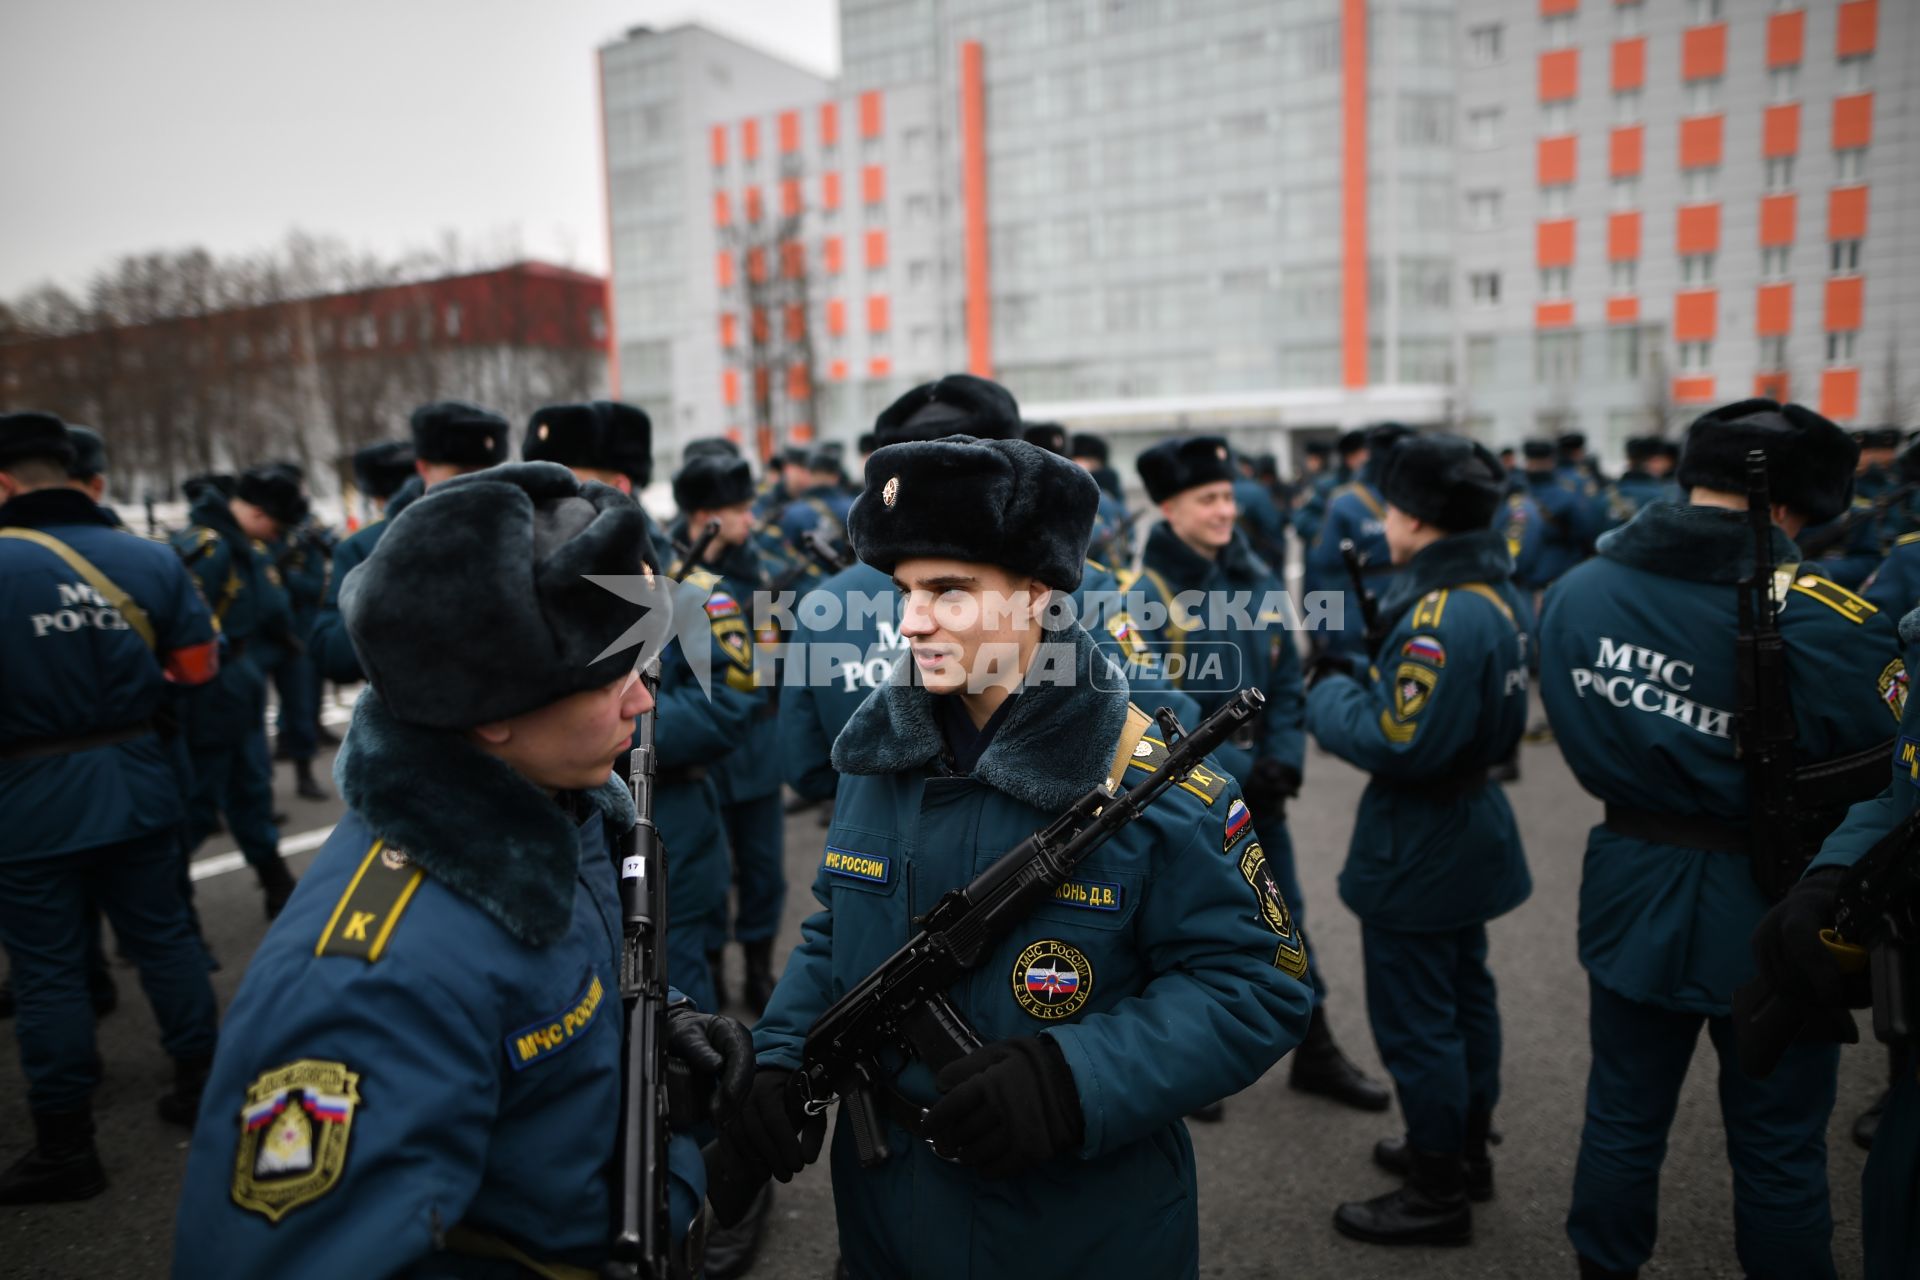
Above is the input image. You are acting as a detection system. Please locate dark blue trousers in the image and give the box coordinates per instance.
[1360,922,1500,1152]
[271,647,320,762]
[1567,977,1838,1279]
[0,831,217,1111]
[724,790,786,946]
[1864,1049,1919,1280]
[185,722,280,873]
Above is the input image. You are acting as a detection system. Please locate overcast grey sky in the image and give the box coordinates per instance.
[0,0,837,298]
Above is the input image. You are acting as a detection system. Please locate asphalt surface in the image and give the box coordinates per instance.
[0,697,1887,1279]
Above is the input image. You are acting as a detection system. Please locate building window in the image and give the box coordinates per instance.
[1681,167,1719,201]
[1684,79,1722,115]
[1612,89,1643,124]
[1686,0,1723,23]
[1838,53,1872,93]
[1616,0,1645,37]
[1541,101,1574,135]
[1759,336,1788,370]
[1542,14,1575,49]
[1836,148,1868,184]
[1610,175,1641,209]
[1769,65,1800,103]
[1764,156,1794,191]
[1608,327,1643,378]
[1466,189,1502,229]
[1680,253,1717,286]
[1540,266,1572,297]
[1466,107,1503,148]
[1831,239,1862,274]
[444,303,461,337]
[1828,331,1858,365]
[1469,271,1502,306]
[1536,332,1582,383]
[1609,260,1638,294]
[1541,183,1573,216]
[1468,23,1502,64]
[1762,245,1792,280]
[1677,340,1713,372]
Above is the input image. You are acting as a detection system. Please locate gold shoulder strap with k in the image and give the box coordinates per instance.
[0,527,156,648]
[1106,704,1155,790]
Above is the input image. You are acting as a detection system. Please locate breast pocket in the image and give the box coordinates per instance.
[819,824,905,997]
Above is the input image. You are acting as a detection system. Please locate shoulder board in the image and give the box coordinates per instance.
[1456,582,1519,630]
[1896,530,1920,548]
[1409,589,1449,631]
[315,839,426,962]
[1113,566,1142,591]
[1085,556,1109,574]
[1124,733,1230,806]
[683,567,722,590]
[1790,574,1877,625]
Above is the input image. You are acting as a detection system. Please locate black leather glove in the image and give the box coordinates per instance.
[724,1067,826,1184]
[922,1036,1084,1179]
[1750,867,1871,1014]
[1304,651,1358,692]
[665,1005,755,1127]
[1243,758,1301,819]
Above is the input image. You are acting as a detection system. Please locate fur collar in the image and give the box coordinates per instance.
[831,623,1130,813]
[1377,530,1513,623]
[1900,607,1920,648]
[1597,501,1799,585]
[332,688,633,947]
[1143,521,1269,587]
[0,487,115,529]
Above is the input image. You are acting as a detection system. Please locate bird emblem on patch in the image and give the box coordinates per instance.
[230,1060,361,1223]
[1879,660,1908,722]
[1012,940,1093,1020]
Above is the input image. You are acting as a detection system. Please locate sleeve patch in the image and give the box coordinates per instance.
[1790,575,1877,625]
[1237,843,1308,979]
[1880,660,1908,721]
[1106,611,1147,660]
[504,973,608,1071]
[1223,797,1253,850]
[1391,662,1438,722]
[315,840,425,962]
[232,1060,361,1222]
[1125,735,1229,806]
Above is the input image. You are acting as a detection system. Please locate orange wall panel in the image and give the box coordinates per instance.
[1611,38,1646,91]
[1608,212,1641,261]
[716,253,734,288]
[1759,194,1797,246]
[1539,49,1579,102]
[1609,125,1644,176]
[960,39,993,379]
[780,241,804,279]
[1680,115,1724,169]
[865,229,888,268]
[1341,0,1367,388]
[862,165,885,205]
[1826,277,1864,331]
[1837,0,1878,58]
[829,359,848,381]
[823,236,843,275]
[1538,136,1577,185]
[867,295,890,333]
[780,178,802,217]
[784,304,804,341]
[826,298,846,336]
[869,356,892,378]
[1535,301,1575,329]
[778,111,800,154]
[1682,24,1727,80]
[1762,104,1800,157]
[721,369,739,407]
[1767,10,1805,65]
[859,91,884,138]
[822,172,841,211]
[1674,376,1717,404]
[1606,296,1640,324]
[1537,219,1576,266]
[1829,186,1870,240]
[1540,0,1577,13]
[819,102,839,147]
[742,119,759,161]
[746,247,766,284]
[744,186,763,222]
[1674,289,1718,341]
[719,313,737,347]
[1821,368,1860,421]
[713,192,730,226]
[710,125,728,167]
[1756,284,1793,336]
[1676,204,1721,254]
[786,363,809,401]
[1833,93,1874,150]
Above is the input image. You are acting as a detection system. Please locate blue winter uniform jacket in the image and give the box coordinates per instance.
[1806,464,1895,590]
[1503,489,1550,593]
[253,522,329,675]
[312,476,423,684]
[1307,479,1398,657]
[170,493,292,748]
[776,486,853,548]
[173,689,703,1277]
[1292,469,1343,566]
[1602,470,1679,533]
[1863,531,1920,616]
[1,488,218,859]
[1538,501,1904,1014]
[755,626,1313,1280]
[1233,476,1288,567]
[1306,530,1533,930]
[1521,470,1591,587]
[678,537,781,804]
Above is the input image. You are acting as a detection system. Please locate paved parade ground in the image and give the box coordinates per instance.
[0,704,1885,1279]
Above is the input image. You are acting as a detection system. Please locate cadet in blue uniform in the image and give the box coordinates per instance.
[172,465,304,916]
[1804,426,1905,588]
[255,464,332,801]
[1233,450,1291,569]
[311,402,509,685]
[1515,439,1592,591]
[776,450,855,550]
[1305,436,1532,1245]
[1136,435,1388,1114]
[1308,422,1413,659]
[1858,439,1920,617]
[1747,605,1920,1280]
[1601,436,1679,531]
[173,462,754,1277]
[523,401,756,1017]
[1069,430,1131,559]
[1537,399,1903,1280]
[671,454,787,1015]
[724,433,1313,1280]
[0,413,221,1202]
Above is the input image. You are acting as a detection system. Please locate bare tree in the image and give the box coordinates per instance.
[723,158,823,462]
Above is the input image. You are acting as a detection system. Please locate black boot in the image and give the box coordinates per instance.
[702,1181,771,1279]
[157,1051,213,1126]
[1290,1007,1392,1111]
[1853,1086,1890,1150]
[0,973,12,1019]
[1577,1256,1637,1280]
[1186,1100,1226,1123]
[293,758,328,802]
[708,951,728,1009]
[88,966,118,1018]
[1374,1115,1498,1202]
[1333,1146,1472,1246]
[255,858,297,919]
[0,1109,107,1204]
[743,940,777,1016]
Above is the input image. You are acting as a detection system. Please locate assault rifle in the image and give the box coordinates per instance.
[1339,539,1387,657]
[606,659,689,1280]
[703,689,1266,1225]
[1732,807,1920,1079]
[1734,450,1806,902]
[669,519,721,581]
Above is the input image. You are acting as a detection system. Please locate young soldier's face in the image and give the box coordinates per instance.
[230,498,283,542]
[1160,481,1237,551]
[892,557,1050,696]
[693,501,756,550]
[471,668,655,791]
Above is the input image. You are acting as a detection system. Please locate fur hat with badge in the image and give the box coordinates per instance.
[848,435,1099,591]
[1677,398,1857,524]
[234,465,309,528]
[1135,435,1236,503]
[523,401,653,486]
[412,400,511,469]
[672,454,755,514]
[341,462,661,729]
[1379,435,1507,534]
